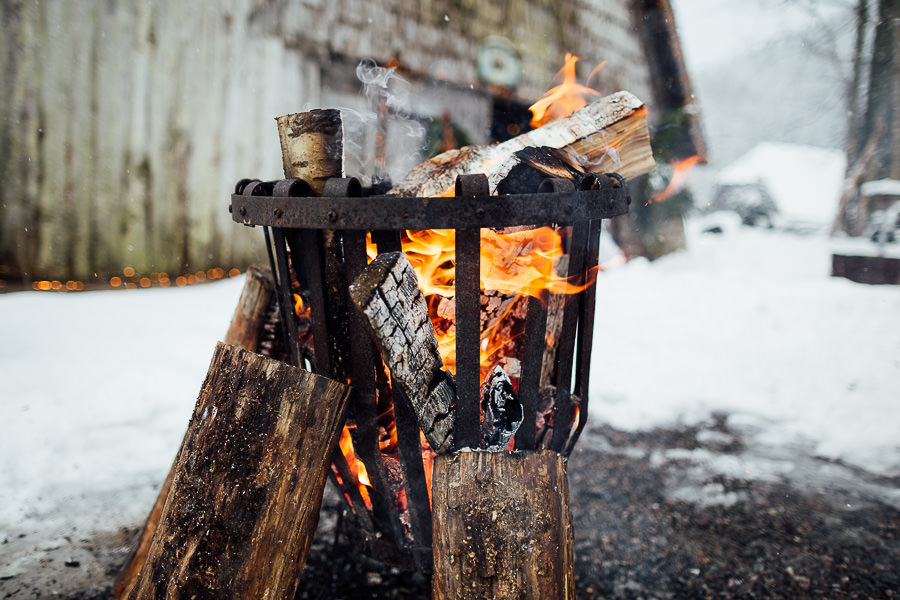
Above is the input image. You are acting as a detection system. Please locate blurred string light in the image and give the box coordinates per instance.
[19,266,242,293]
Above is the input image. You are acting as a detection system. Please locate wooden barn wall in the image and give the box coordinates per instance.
[0,0,655,282]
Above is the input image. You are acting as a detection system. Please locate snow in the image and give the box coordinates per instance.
[716,142,846,226]
[2,220,899,564]
[591,215,900,478]
[0,278,244,550]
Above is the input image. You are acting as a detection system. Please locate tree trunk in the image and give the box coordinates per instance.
[431,450,574,599]
[124,343,350,600]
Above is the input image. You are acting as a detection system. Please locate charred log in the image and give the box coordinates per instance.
[349,251,457,454]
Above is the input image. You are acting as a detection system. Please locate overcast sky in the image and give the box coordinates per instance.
[671,0,854,71]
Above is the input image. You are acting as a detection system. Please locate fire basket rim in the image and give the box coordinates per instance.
[230,173,630,230]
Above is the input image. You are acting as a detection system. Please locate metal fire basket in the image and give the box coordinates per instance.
[230,172,630,570]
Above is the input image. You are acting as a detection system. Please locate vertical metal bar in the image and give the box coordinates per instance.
[565,219,602,455]
[374,231,434,566]
[285,229,332,377]
[343,229,406,549]
[454,225,482,450]
[262,226,293,359]
[550,220,589,452]
[514,292,548,451]
[270,227,303,367]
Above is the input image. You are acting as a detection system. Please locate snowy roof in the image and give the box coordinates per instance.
[717,142,846,224]
[860,178,900,198]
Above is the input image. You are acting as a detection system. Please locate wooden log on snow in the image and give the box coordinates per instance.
[349,251,457,454]
[124,343,351,600]
[389,90,653,198]
[431,450,574,599]
[114,267,278,599]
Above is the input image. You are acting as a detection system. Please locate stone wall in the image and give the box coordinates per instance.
[0,0,662,281]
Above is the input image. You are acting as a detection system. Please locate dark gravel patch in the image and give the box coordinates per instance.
[6,421,898,599]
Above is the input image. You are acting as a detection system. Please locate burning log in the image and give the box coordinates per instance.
[492,146,587,195]
[480,366,523,450]
[431,450,574,599]
[114,266,278,598]
[349,251,457,454]
[124,343,351,600]
[389,90,653,198]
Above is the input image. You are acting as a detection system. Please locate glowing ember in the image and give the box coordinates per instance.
[529,53,602,128]
[649,155,702,205]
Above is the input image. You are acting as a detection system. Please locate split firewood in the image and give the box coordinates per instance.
[114,266,277,599]
[124,343,351,600]
[349,251,457,454]
[431,450,574,599]
[389,90,653,198]
[480,366,524,450]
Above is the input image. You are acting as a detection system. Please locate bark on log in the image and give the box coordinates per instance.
[276,109,344,195]
[389,90,653,198]
[349,251,456,454]
[124,343,351,600]
[114,269,277,599]
[431,450,574,599]
[223,264,276,352]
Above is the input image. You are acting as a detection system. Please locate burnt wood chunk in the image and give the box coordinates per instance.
[431,450,575,599]
[493,146,587,195]
[124,343,351,600]
[349,251,456,454]
[480,366,523,450]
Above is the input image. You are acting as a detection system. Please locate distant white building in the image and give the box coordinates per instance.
[711,142,846,230]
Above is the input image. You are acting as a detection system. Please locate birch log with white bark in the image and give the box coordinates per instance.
[276,109,345,195]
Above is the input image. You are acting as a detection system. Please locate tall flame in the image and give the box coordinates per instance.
[338,426,372,509]
[529,53,602,128]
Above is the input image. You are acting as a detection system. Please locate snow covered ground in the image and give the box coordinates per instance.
[2,217,899,585]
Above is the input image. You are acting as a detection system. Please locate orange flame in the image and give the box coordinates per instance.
[529,53,602,128]
[649,155,702,205]
[338,426,372,509]
[397,226,593,374]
